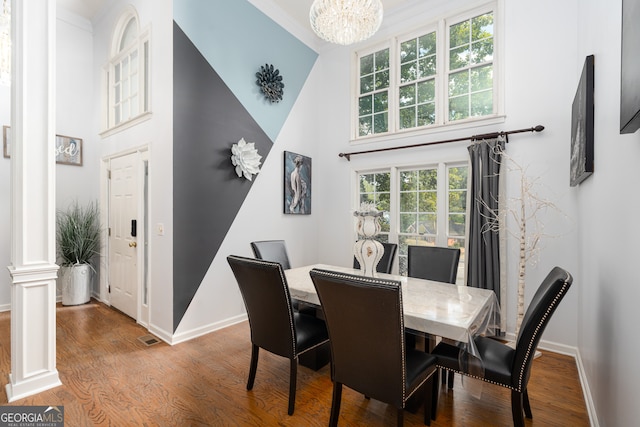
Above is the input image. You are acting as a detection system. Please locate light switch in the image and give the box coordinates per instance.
[156,223,164,236]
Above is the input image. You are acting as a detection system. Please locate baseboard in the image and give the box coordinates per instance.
[0,303,10,312]
[504,332,577,356]
[169,314,248,345]
[575,348,600,427]
[505,332,597,426]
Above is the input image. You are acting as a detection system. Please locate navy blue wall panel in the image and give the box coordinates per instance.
[173,22,273,332]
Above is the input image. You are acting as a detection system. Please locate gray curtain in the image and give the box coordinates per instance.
[466,136,506,306]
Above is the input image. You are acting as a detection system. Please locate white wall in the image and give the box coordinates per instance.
[0,8,98,309]
[577,1,640,425]
[316,0,580,348]
[90,0,174,336]
[174,60,323,340]
[0,84,10,311]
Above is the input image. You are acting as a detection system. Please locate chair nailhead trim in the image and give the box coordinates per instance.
[437,273,571,394]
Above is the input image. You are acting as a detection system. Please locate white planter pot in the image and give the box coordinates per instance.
[60,264,92,306]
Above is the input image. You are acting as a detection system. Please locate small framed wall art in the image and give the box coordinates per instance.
[284,151,311,214]
[570,55,594,187]
[2,126,82,166]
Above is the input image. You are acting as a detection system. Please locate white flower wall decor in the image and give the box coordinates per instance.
[231,138,262,181]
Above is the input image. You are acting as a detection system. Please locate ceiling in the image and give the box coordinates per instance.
[57,0,414,34]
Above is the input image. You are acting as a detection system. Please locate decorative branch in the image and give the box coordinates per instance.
[479,149,567,335]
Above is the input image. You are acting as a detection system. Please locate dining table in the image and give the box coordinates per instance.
[285,264,500,363]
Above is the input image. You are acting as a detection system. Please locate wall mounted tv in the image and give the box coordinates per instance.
[621,0,640,134]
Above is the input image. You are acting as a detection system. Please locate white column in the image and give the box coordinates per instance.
[5,0,61,401]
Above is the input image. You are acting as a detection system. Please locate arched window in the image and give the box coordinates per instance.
[104,8,150,132]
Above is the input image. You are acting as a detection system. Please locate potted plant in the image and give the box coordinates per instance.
[56,200,100,305]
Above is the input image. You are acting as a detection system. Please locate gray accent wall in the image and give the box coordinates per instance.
[173,22,273,332]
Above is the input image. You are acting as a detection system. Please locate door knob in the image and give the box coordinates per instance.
[129,241,137,248]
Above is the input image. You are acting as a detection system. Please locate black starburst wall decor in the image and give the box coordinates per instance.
[256,64,284,103]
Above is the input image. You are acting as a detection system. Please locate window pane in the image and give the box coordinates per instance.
[418,33,436,57]
[400,213,418,233]
[378,192,391,213]
[360,75,374,93]
[360,193,374,204]
[418,191,437,212]
[373,92,388,112]
[472,13,494,40]
[360,54,374,75]
[373,112,388,133]
[449,213,466,236]
[449,20,469,49]
[449,166,468,189]
[449,95,469,121]
[400,107,416,129]
[471,65,493,91]
[359,117,372,136]
[359,174,374,192]
[418,169,437,190]
[417,103,436,126]
[400,192,417,212]
[359,96,372,116]
[471,90,493,116]
[400,62,418,83]
[418,56,436,78]
[417,80,435,103]
[119,18,138,51]
[131,95,139,116]
[400,170,417,191]
[115,63,121,82]
[375,173,391,192]
[399,85,415,107]
[449,70,469,96]
[449,191,466,212]
[130,50,139,73]
[400,39,417,64]
[418,213,437,234]
[449,45,470,70]
[471,39,493,64]
[375,69,390,89]
[375,49,389,71]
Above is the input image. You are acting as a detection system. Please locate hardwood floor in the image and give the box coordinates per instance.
[0,300,590,426]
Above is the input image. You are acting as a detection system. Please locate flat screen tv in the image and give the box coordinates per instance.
[621,0,640,134]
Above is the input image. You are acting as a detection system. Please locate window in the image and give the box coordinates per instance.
[358,49,390,136]
[354,4,499,140]
[356,163,468,280]
[104,10,150,133]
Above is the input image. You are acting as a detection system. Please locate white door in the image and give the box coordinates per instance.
[109,153,139,319]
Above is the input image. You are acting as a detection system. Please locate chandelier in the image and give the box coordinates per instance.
[310,0,383,46]
[0,0,10,86]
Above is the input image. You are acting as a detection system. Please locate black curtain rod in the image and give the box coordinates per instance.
[338,125,545,161]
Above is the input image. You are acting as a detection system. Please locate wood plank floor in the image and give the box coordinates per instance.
[0,300,590,426]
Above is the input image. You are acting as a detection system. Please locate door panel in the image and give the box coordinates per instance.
[109,153,139,319]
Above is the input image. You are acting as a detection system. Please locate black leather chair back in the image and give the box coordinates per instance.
[512,266,573,390]
[310,269,406,407]
[407,245,460,284]
[250,240,291,270]
[227,255,296,358]
[353,242,398,274]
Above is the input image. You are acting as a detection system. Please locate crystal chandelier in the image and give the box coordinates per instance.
[310,0,383,46]
[0,0,10,86]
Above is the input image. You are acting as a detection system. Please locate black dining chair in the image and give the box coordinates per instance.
[353,242,398,274]
[250,240,291,269]
[227,255,329,415]
[431,266,573,426]
[407,245,461,284]
[407,245,461,388]
[310,268,437,427]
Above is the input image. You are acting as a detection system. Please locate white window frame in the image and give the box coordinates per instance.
[101,8,152,137]
[351,1,503,144]
[353,160,468,280]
